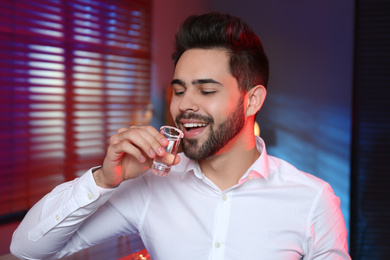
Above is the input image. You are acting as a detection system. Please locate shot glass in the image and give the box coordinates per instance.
[151,126,183,177]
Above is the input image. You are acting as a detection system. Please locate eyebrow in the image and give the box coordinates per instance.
[193,78,222,85]
[171,79,185,86]
[171,78,222,86]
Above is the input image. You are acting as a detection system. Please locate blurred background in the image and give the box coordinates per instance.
[0,0,389,259]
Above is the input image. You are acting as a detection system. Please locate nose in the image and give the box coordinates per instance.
[178,92,199,112]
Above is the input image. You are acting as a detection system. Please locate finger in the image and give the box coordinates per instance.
[110,126,168,161]
[164,153,175,165]
[117,127,127,134]
[173,154,181,165]
[109,128,128,145]
[154,153,176,166]
[144,125,169,146]
[109,139,147,163]
[132,126,168,157]
[119,128,164,159]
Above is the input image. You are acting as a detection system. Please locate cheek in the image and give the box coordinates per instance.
[207,97,236,121]
[169,99,178,118]
[223,96,238,112]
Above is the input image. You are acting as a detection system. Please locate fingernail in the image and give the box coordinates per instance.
[161,138,168,145]
[149,149,156,156]
[140,155,146,162]
[158,147,165,155]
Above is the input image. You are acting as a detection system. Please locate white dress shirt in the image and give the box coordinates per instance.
[11,136,350,260]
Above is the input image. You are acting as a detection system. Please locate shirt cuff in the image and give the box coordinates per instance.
[28,167,117,241]
[76,167,118,207]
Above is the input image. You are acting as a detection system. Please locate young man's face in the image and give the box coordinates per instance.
[170,48,246,161]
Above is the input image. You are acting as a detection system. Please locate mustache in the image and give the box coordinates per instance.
[175,112,214,125]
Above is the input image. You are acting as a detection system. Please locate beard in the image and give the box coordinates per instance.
[175,95,246,161]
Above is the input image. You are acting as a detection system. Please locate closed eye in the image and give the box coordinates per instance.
[174,90,185,96]
[201,90,216,95]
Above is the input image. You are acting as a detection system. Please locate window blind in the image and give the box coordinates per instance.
[0,0,152,217]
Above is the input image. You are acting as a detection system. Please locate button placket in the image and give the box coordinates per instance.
[210,192,232,259]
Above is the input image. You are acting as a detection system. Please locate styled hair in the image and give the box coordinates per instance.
[172,12,269,92]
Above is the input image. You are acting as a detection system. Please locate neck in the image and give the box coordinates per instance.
[199,124,260,191]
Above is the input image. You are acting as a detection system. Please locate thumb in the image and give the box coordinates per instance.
[173,154,181,165]
[157,153,180,166]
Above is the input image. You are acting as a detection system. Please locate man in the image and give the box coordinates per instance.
[11,12,350,259]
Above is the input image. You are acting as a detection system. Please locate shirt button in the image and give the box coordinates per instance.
[215,242,221,248]
[87,193,93,200]
[222,195,227,201]
[55,215,60,221]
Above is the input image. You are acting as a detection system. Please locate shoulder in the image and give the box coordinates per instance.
[267,155,333,195]
[267,156,343,229]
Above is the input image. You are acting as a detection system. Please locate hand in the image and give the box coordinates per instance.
[94,126,181,188]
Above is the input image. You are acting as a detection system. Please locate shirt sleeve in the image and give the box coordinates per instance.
[10,167,119,260]
[305,184,351,259]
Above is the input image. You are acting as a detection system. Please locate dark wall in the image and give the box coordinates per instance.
[350,1,390,259]
[211,0,354,241]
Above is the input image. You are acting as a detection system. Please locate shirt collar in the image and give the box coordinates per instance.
[176,136,270,185]
[237,136,269,185]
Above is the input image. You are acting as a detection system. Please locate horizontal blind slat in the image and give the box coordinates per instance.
[0,0,151,216]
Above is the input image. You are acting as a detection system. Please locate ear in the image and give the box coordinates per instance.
[246,85,267,117]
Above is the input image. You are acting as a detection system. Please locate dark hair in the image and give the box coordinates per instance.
[172,12,269,91]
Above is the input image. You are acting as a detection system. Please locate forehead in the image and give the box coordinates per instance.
[173,48,231,79]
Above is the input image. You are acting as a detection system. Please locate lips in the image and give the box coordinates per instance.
[176,112,213,139]
[181,122,208,138]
